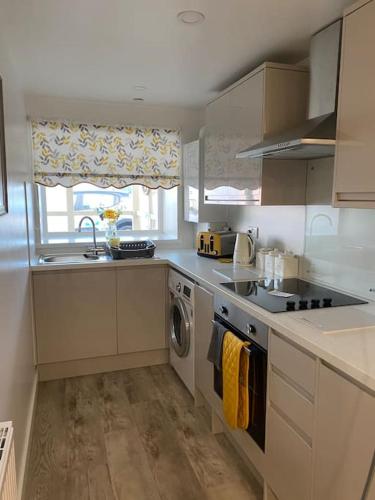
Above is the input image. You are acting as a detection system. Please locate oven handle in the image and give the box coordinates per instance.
[211,319,252,357]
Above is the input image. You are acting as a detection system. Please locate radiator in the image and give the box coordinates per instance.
[0,422,17,500]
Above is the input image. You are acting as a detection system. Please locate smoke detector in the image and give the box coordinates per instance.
[177,10,205,25]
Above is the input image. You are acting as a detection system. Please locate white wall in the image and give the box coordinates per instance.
[25,94,204,143]
[0,33,36,494]
[228,205,306,255]
[25,95,204,249]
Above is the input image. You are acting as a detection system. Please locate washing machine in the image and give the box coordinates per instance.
[168,269,195,396]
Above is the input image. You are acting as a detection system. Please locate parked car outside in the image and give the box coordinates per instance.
[73,188,131,211]
[73,188,133,231]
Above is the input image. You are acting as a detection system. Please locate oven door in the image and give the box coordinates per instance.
[213,314,267,451]
[169,295,191,358]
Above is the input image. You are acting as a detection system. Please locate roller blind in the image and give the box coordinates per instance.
[31,120,181,189]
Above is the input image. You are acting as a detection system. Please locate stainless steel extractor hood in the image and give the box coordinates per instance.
[237,19,342,160]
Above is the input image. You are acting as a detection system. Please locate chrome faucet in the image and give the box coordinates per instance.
[78,216,99,255]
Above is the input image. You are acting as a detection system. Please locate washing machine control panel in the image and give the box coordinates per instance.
[183,285,191,299]
[168,269,195,307]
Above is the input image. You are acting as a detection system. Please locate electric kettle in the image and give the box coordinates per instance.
[233,233,255,265]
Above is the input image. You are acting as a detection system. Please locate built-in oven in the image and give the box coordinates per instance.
[213,296,268,451]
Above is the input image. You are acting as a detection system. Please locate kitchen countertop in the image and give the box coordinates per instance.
[31,248,375,393]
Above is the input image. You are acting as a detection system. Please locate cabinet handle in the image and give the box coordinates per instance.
[205,196,260,202]
[361,450,375,500]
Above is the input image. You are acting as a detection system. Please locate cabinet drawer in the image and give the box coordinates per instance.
[266,406,312,500]
[269,369,314,439]
[270,333,316,396]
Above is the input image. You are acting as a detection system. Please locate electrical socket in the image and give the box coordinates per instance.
[248,226,259,239]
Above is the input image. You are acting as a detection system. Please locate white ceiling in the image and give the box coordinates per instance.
[2,0,352,107]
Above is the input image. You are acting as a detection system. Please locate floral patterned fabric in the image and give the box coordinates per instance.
[31,120,181,189]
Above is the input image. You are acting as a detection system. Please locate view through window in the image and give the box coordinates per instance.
[38,183,178,241]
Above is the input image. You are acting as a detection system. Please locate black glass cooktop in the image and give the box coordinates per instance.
[220,278,367,313]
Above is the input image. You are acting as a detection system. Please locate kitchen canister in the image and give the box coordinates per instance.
[256,248,273,271]
[264,249,281,276]
[274,252,299,278]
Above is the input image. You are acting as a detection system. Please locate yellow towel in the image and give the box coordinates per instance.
[222,331,250,429]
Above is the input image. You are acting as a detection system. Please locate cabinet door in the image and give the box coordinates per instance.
[313,364,375,500]
[117,266,167,354]
[183,140,200,223]
[204,71,264,204]
[266,406,312,500]
[194,285,214,402]
[33,269,117,363]
[333,0,375,206]
[183,138,228,222]
[367,473,375,500]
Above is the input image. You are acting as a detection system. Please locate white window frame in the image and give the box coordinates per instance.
[34,184,179,246]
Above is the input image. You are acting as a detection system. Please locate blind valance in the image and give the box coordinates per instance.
[31,120,181,189]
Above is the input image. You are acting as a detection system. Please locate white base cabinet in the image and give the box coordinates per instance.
[194,285,215,404]
[267,406,312,500]
[313,364,375,500]
[266,332,316,500]
[33,265,167,365]
[265,331,375,500]
[117,266,167,354]
[33,269,117,363]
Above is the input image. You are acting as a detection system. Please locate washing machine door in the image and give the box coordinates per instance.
[170,296,191,358]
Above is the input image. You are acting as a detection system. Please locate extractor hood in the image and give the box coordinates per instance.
[237,19,342,160]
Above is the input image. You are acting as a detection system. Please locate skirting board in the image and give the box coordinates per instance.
[19,370,38,500]
[38,348,169,381]
[195,387,264,485]
[215,406,265,479]
[223,422,264,487]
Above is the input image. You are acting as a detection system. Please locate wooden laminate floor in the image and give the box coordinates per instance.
[25,364,263,500]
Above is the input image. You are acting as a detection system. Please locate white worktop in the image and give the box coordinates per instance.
[31,248,375,392]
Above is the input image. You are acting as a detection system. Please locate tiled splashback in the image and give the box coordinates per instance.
[227,205,306,255]
[302,205,375,301]
[228,157,375,300]
[229,203,375,300]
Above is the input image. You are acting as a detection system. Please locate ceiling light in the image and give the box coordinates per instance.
[177,10,205,25]
[133,97,144,102]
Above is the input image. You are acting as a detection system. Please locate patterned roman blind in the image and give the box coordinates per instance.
[31,120,181,189]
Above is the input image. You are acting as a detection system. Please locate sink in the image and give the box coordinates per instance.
[39,253,108,264]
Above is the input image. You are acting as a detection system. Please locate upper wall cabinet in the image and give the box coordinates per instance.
[203,63,309,205]
[333,0,375,208]
[183,138,227,222]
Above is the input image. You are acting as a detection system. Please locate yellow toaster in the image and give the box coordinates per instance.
[196,231,236,258]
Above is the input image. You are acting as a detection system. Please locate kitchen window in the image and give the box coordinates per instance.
[36,183,178,244]
[31,120,181,244]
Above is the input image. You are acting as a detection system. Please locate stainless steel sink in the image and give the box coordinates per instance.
[39,253,109,264]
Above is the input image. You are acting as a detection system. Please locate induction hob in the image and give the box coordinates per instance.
[220,278,367,313]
